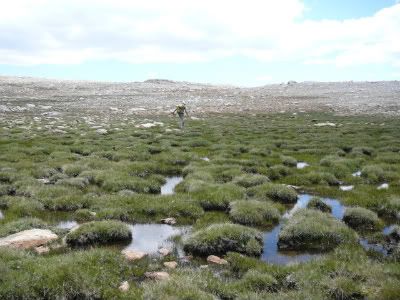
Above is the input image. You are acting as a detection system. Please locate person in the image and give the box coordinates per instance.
[172,102,189,129]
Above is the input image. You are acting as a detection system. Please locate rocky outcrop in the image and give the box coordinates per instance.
[0,229,58,249]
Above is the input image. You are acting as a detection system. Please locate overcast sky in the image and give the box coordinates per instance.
[0,0,399,86]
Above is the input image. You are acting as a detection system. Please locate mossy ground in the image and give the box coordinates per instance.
[1,112,400,298]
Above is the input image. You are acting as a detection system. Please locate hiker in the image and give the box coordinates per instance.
[172,102,189,129]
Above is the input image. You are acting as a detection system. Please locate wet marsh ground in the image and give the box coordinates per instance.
[1,112,400,299]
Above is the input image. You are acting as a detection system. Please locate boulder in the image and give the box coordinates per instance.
[119,281,129,292]
[161,217,177,225]
[122,249,147,261]
[207,255,228,265]
[145,272,170,280]
[163,261,178,269]
[158,247,171,256]
[0,229,58,249]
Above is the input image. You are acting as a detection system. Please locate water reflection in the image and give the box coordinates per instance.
[124,224,189,256]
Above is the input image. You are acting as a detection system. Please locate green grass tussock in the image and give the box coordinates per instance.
[66,220,132,246]
[184,223,263,256]
[229,200,281,226]
[278,209,357,251]
[306,197,332,213]
[343,206,382,231]
[250,183,298,203]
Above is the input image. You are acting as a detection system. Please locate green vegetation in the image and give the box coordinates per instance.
[184,223,263,256]
[306,197,332,213]
[229,200,281,226]
[343,206,382,231]
[278,209,358,251]
[66,220,132,246]
[1,112,400,299]
[249,183,298,203]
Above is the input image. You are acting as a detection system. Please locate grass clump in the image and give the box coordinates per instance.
[278,209,357,251]
[66,220,132,246]
[229,200,280,226]
[360,165,385,184]
[184,223,263,256]
[343,207,382,231]
[233,174,270,188]
[0,248,142,299]
[306,197,332,213]
[192,183,245,210]
[281,156,297,167]
[250,183,298,203]
[235,270,278,292]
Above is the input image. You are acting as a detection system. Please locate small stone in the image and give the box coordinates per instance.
[158,247,171,256]
[340,185,354,191]
[119,281,129,292]
[122,249,147,261]
[34,246,50,254]
[163,261,178,269]
[200,265,208,269]
[160,217,177,225]
[207,255,228,265]
[89,211,97,216]
[145,271,170,280]
[96,128,108,134]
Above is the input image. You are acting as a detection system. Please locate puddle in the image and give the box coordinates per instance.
[352,171,361,177]
[359,239,388,255]
[296,162,309,169]
[377,183,389,190]
[261,224,321,265]
[262,194,346,265]
[56,220,78,230]
[161,176,183,195]
[383,225,397,235]
[0,210,4,220]
[123,224,190,256]
[339,185,354,191]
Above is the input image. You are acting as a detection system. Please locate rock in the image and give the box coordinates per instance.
[314,122,336,127]
[34,245,50,254]
[161,217,177,225]
[96,128,108,134]
[200,265,209,269]
[163,261,178,269]
[37,178,51,184]
[119,281,129,292]
[207,255,228,265]
[122,249,147,261]
[0,229,58,249]
[340,185,354,191]
[158,247,171,256]
[145,272,170,280]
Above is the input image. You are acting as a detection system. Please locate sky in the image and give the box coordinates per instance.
[0,0,399,86]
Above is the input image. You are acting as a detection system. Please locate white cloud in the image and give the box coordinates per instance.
[0,0,399,69]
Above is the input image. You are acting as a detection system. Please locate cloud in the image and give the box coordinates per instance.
[0,0,399,69]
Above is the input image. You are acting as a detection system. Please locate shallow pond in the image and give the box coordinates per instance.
[123,224,190,256]
[161,176,183,195]
[56,220,78,230]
